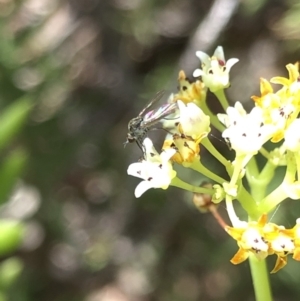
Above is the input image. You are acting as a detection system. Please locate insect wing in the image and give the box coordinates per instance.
[138,90,165,117]
[126,90,174,151]
[142,102,178,127]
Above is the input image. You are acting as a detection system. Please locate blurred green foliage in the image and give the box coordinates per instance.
[0,221,23,256]
[0,257,23,290]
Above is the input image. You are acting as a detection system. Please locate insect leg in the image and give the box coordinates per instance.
[135,138,146,156]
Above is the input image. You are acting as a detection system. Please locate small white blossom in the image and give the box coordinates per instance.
[284,118,300,152]
[127,138,176,198]
[193,46,239,92]
[241,228,269,256]
[218,102,275,155]
[177,100,210,139]
[271,233,295,255]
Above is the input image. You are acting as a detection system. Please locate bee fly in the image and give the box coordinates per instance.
[125,90,178,152]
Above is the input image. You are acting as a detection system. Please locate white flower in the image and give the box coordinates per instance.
[218,102,274,155]
[127,138,177,198]
[241,227,269,255]
[284,118,300,152]
[177,100,210,139]
[193,46,239,92]
[270,233,295,254]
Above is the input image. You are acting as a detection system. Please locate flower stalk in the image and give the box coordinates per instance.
[249,256,273,301]
[171,177,214,195]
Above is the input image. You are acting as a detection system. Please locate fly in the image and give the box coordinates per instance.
[125,90,178,152]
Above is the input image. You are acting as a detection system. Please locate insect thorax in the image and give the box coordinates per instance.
[128,116,142,128]
[127,116,148,142]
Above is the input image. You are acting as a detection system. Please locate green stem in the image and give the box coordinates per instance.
[260,184,287,214]
[248,255,273,301]
[214,89,229,111]
[170,177,214,194]
[257,160,276,182]
[237,185,258,214]
[246,157,259,178]
[247,160,277,204]
[200,100,225,132]
[259,147,271,160]
[188,160,226,184]
[201,137,230,167]
[230,155,245,186]
[260,152,294,213]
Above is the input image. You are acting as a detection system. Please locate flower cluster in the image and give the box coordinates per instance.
[127,46,300,273]
[227,214,300,273]
[252,63,300,143]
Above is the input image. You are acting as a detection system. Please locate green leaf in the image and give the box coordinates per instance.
[0,149,27,205]
[0,257,23,290]
[0,291,6,301]
[0,220,24,256]
[0,97,32,152]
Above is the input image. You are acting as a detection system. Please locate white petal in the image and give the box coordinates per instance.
[135,181,153,198]
[143,137,153,149]
[284,119,300,151]
[249,106,263,121]
[217,113,229,127]
[225,58,239,71]
[195,51,210,64]
[127,162,144,178]
[213,46,225,61]
[177,99,185,111]
[233,101,246,116]
[160,148,176,161]
[226,106,241,122]
[193,69,203,77]
[143,138,159,160]
[178,101,209,138]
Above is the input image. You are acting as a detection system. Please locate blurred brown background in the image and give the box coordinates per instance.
[0,0,300,300]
